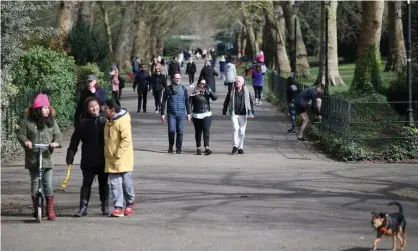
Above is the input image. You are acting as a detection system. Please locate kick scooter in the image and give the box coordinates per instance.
[32,143,61,223]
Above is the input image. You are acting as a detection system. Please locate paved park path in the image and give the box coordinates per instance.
[2,59,418,251]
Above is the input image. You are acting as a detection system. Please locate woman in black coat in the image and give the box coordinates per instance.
[199,60,219,93]
[66,96,109,217]
[150,68,167,113]
[189,78,217,155]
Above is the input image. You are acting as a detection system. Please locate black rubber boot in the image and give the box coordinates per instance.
[99,182,110,215]
[74,185,91,217]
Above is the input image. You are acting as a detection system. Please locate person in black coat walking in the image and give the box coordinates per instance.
[168,57,181,82]
[151,68,167,113]
[199,60,219,93]
[66,96,109,217]
[133,64,151,113]
[185,57,197,87]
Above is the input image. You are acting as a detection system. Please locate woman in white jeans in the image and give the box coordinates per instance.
[222,76,255,154]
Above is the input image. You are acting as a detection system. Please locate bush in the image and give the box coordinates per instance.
[77,63,105,89]
[67,20,110,76]
[350,44,384,94]
[11,46,77,127]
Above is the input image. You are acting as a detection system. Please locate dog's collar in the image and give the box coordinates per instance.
[378,220,389,233]
[378,216,396,233]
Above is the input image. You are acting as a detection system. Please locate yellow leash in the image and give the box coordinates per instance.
[61,164,72,188]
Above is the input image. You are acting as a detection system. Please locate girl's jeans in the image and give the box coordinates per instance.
[29,168,53,196]
[109,172,135,209]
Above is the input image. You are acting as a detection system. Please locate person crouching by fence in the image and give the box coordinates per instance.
[104,99,136,217]
[17,93,63,220]
[294,85,324,142]
[66,96,109,217]
[222,76,255,155]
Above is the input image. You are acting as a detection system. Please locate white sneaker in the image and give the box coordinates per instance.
[255,98,259,105]
[259,100,262,105]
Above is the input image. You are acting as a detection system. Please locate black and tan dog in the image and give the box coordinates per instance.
[370,201,407,251]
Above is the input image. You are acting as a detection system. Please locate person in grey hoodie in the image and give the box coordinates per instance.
[224,56,237,93]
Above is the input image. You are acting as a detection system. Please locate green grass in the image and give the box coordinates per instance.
[298,62,398,94]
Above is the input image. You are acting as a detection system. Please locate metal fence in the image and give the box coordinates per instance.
[268,72,418,141]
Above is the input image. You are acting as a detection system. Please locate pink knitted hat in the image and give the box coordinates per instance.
[32,93,50,108]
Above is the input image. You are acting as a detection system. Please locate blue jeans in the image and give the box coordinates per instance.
[167,114,185,151]
[109,172,135,209]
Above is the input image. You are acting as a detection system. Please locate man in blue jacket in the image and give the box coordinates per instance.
[294,84,324,142]
[160,72,191,154]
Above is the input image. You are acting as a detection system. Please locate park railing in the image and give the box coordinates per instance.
[268,72,418,142]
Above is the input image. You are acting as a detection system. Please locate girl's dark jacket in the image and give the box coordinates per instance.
[67,111,105,170]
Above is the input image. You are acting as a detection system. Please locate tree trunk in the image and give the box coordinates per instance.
[57,1,79,42]
[356,0,385,57]
[266,4,291,73]
[385,1,406,72]
[155,36,164,58]
[113,1,136,68]
[316,1,345,86]
[78,1,95,29]
[98,2,112,53]
[241,26,248,58]
[236,28,242,58]
[281,1,310,78]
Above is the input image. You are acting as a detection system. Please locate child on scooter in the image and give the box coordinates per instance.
[17,93,63,220]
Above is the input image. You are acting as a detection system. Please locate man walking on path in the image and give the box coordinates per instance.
[224,56,237,93]
[294,85,324,142]
[161,73,191,154]
[185,58,197,88]
[133,64,151,113]
[222,76,255,155]
[168,57,181,81]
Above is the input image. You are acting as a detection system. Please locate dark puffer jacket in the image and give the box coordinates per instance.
[189,89,218,114]
[67,112,105,170]
[151,74,167,92]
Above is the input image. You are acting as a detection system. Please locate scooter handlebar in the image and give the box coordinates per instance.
[33,144,62,149]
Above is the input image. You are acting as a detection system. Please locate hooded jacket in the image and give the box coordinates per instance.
[104,109,134,173]
[17,107,63,169]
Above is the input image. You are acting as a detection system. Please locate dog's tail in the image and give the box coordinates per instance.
[388,201,403,213]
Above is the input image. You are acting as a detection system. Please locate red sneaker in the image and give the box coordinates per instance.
[110,208,124,217]
[124,204,134,216]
